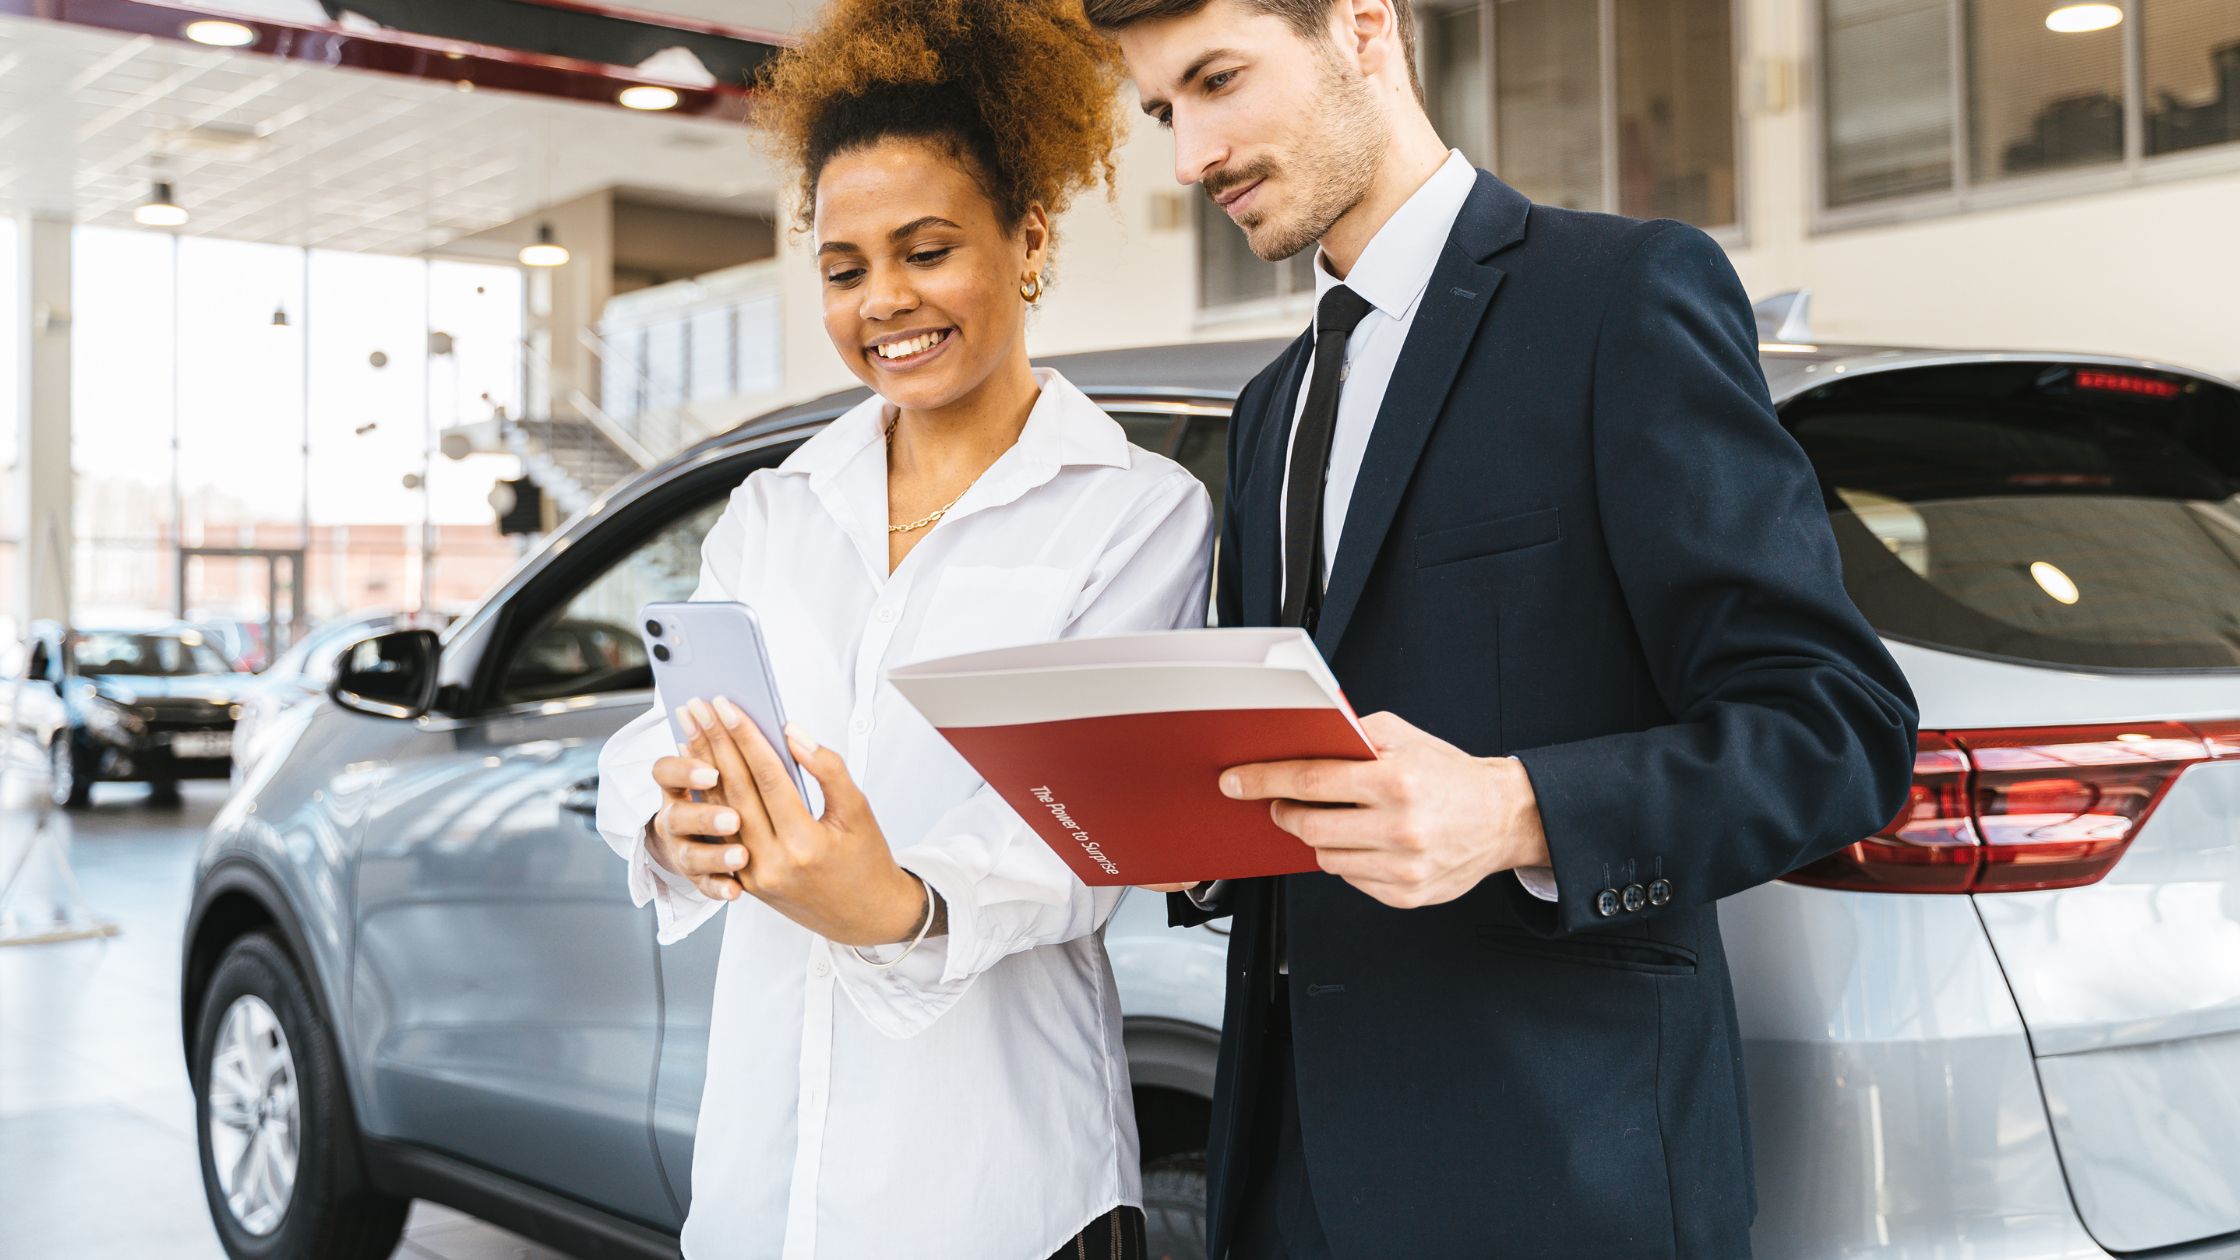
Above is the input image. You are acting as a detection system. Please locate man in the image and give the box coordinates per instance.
[1086,1,1921,1256]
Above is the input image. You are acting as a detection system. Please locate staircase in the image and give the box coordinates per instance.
[504,411,648,520]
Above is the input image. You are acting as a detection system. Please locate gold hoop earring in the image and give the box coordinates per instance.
[1020,273,1044,304]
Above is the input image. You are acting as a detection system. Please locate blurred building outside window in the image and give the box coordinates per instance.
[1821,0,2240,217]
[1,215,18,652]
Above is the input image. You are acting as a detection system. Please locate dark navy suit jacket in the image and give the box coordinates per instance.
[1178,171,1920,1259]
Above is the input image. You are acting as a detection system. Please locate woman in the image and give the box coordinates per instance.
[592,2,1212,1256]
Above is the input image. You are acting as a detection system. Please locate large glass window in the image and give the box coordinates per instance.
[1195,197,1318,310]
[2145,0,2240,156]
[1615,0,1739,223]
[1,215,18,650]
[1825,0,2240,212]
[1824,0,1957,205]
[1194,0,1741,311]
[1,215,18,474]
[68,227,525,643]
[1970,0,2126,182]
[1495,0,1606,211]
[1425,2,1492,167]
[73,227,180,624]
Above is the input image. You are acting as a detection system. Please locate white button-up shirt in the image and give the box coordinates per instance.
[595,369,1214,1260]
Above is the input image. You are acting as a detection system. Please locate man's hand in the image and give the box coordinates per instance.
[1221,711,1550,909]
[1138,883,1196,894]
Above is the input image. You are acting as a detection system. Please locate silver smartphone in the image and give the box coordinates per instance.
[638,600,808,804]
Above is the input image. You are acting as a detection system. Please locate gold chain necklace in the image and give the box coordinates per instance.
[887,491,967,535]
[885,416,974,535]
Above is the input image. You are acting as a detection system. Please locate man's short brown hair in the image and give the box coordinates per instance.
[1084,0,1424,104]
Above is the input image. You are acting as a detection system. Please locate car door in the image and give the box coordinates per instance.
[349,467,737,1227]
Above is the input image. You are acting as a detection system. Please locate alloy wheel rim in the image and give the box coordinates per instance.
[206,994,300,1236]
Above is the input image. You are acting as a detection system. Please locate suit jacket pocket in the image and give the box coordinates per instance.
[1415,506,1561,569]
[1478,925,1697,975]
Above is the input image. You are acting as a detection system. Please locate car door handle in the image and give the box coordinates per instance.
[561,776,600,816]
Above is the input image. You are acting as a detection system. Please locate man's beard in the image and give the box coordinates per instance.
[1233,52,1388,263]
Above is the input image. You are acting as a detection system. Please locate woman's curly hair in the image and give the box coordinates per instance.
[754,0,1126,235]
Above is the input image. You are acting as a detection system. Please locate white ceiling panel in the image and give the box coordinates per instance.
[0,14,780,257]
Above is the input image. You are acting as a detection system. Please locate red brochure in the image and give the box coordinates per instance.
[887,629,1377,887]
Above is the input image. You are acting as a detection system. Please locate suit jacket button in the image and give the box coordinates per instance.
[1648,878,1672,907]
[1622,883,1647,912]
[1594,888,1621,917]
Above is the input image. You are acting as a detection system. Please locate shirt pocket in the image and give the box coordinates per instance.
[905,563,1074,664]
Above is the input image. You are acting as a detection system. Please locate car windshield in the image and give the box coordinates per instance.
[72,632,236,677]
[1787,362,2240,671]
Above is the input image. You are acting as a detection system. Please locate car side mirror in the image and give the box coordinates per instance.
[329,629,443,720]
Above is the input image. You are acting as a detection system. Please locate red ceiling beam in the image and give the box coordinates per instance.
[0,0,780,120]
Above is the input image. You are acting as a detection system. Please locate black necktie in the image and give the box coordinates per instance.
[1271,285,1373,1009]
[1281,285,1376,634]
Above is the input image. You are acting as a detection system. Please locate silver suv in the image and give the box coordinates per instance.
[184,338,2240,1260]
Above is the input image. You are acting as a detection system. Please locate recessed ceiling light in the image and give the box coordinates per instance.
[2046,4,2122,34]
[619,85,681,111]
[184,19,256,48]
[134,180,188,228]
[519,222,569,268]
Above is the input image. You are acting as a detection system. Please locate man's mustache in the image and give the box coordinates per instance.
[1204,162,1278,202]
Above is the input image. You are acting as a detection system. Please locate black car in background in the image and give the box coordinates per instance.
[4,620,256,808]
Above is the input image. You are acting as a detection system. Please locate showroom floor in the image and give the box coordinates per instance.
[0,777,577,1260]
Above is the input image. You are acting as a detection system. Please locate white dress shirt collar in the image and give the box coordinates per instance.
[778,366,1131,484]
[777,366,1132,582]
[1310,149,1478,329]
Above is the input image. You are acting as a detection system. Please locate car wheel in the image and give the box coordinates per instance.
[148,779,183,806]
[47,737,90,810]
[192,932,407,1260]
[1142,1153,1208,1260]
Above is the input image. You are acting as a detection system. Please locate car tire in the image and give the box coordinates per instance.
[1142,1153,1208,1260]
[148,778,183,806]
[47,736,90,810]
[192,932,407,1260]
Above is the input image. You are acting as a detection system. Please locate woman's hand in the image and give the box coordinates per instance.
[687,696,928,948]
[646,717,751,901]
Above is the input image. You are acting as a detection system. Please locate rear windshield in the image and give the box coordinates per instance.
[72,631,236,677]
[1785,362,2240,672]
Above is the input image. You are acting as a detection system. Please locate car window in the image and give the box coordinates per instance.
[1114,413,1184,459]
[1787,362,2240,671]
[1172,417,1228,524]
[495,496,731,706]
[72,631,233,677]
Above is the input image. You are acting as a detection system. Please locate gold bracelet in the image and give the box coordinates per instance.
[848,873,935,970]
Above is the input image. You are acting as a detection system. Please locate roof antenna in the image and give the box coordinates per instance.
[1753,289,1814,343]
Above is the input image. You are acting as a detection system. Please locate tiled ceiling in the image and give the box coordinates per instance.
[617,1,815,36]
[0,13,781,257]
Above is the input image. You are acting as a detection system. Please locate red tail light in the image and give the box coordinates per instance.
[1782,736,1978,893]
[1784,722,2215,894]
[2073,369,2184,399]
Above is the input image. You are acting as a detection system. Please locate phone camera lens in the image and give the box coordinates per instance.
[645,619,664,638]
[652,643,671,663]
